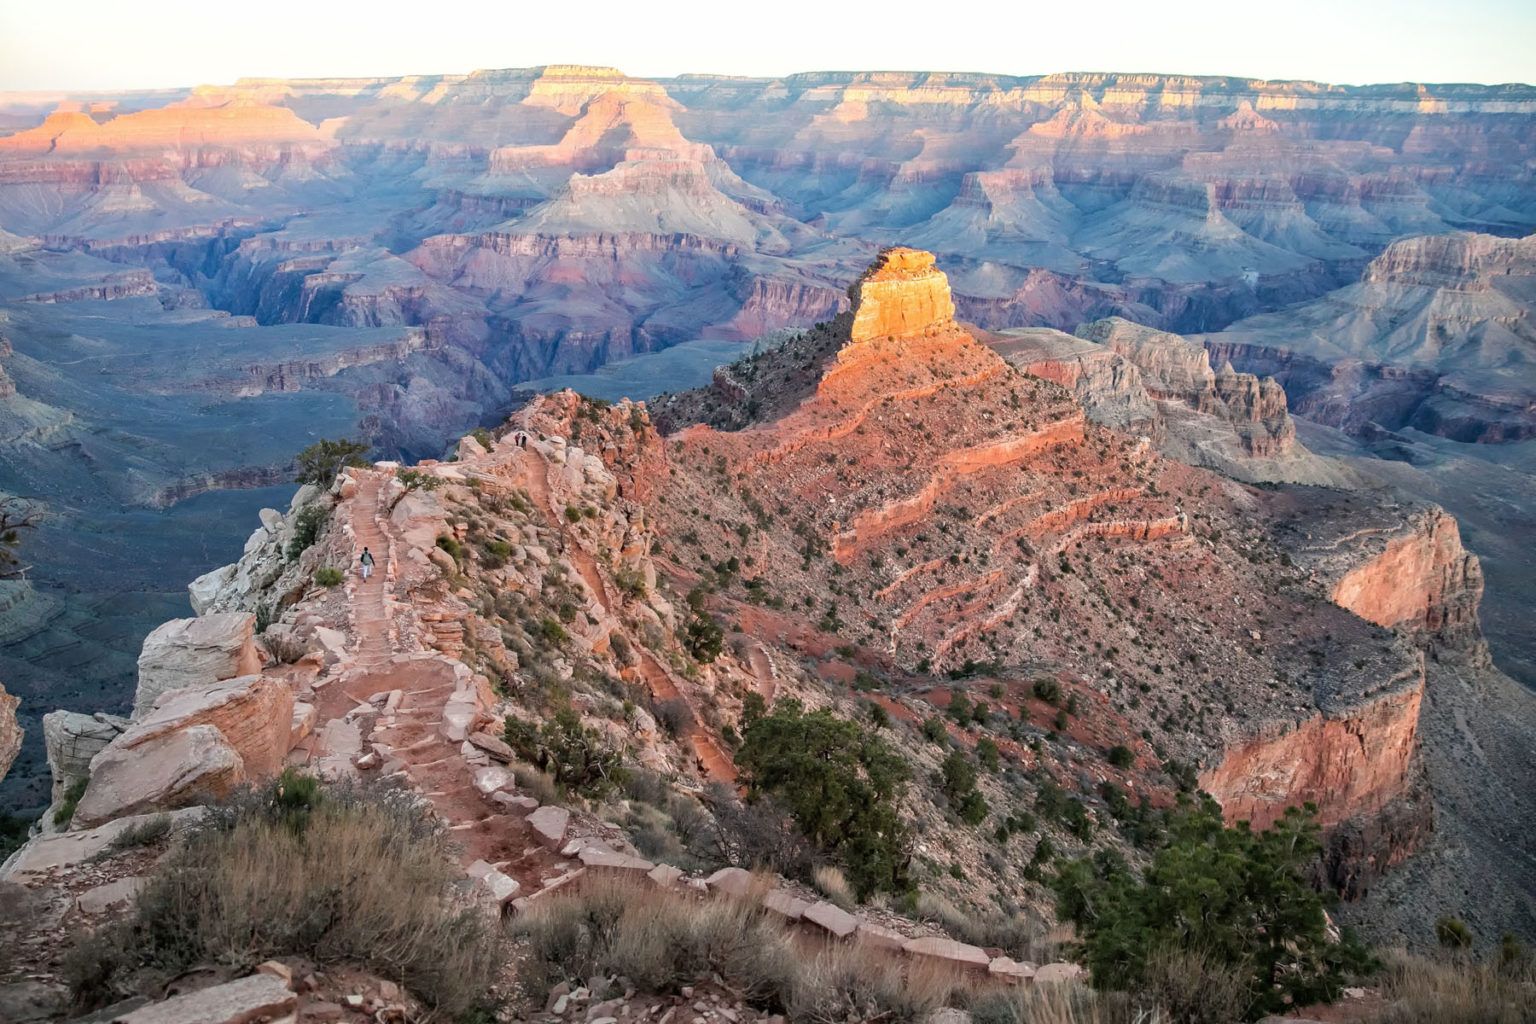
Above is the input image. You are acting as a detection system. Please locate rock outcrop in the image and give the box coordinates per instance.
[0,681,18,783]
[993,318,1348,485]
[133,612,263,716]
[72,674,292,828]
[42,710,127,804]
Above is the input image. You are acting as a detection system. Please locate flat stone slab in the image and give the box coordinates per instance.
[578,847,654,873]
[988,956,1037,983]
[492,792,539,815]
[1034,962,1086,984]
[113,973,295,1024]
[762,890,810,921]
[803,900,858,939]
[526,805,570,850]
[466,860,520,904]
[468,730,515,762]
[854,921,907,951]
[903,935,990,969]
[704,866,752,897]
[1,808,205,881]
[77,876,144,914]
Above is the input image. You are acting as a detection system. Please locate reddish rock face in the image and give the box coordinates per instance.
[0,682,19,784]
[607,249,1440,885]
[1331,508,1485,640]
[1200,679,1424,832]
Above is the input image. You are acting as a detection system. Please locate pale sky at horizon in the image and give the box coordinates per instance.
[2,0,1533,93]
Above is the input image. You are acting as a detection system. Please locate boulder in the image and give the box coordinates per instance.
[803,901,858,939]
[527,805,570,850]
[0,682,19,783]
[113,972,296,1024]
[903,936,990,970]
[473,766,513,796]
[704,866,753,897]
[124,675,294,778]
[290,702,318,745]
[647,863,684,888]
[72,726,244,828]
[134,613,261,716]
[187,565,233,615]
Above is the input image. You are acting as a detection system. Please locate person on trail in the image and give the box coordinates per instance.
[359,546,375,581]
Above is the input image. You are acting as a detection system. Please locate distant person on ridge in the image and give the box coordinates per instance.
[359,546,375,581]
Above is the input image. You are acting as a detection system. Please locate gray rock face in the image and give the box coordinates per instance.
[42,710,127,801]
[134,612,261,716]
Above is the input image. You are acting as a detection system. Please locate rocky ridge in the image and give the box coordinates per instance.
[0,249,1529,1017]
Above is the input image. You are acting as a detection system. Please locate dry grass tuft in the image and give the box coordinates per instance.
[513,875,984,1022]
[970,983,1163,1024]
[812,865,856,910]
[915,891,1052,961]
[1373,950,1536,1024]
[64,778,501,1017]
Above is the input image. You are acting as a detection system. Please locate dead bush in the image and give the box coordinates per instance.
[63,776,501,1017]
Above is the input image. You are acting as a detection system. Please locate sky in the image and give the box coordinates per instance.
[2,0,1533,93]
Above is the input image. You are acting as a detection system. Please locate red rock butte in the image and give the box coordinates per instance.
[847,247,960,344]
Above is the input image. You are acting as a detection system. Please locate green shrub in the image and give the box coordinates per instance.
[1436,915,1474,949]
[921,715,948,746]
[938,750,988,825]
[1107,744,1135,769]
[436,535,463,562]
[53,777,87,827]
[1053,799,1373,1018]
[285,502,331,561]
[736,699,910,898]
[293,438,370,486]
[502,708,627,797]
[975,736,1001,771]
[314,567,344,587]
[682,600,724,663]
[396,468,442,492]
[1032,678,1062,705]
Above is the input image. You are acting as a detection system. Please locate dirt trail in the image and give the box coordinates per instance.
[518,445,736,784]
[303,470,567,891]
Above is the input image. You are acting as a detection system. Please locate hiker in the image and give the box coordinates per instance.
[359,546,375,581]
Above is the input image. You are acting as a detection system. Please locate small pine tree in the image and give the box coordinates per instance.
[294,438,371,486]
